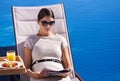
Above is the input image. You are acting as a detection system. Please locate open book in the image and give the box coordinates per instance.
[40,68,71,77]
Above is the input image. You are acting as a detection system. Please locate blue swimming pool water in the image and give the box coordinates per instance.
[0,0,120,81]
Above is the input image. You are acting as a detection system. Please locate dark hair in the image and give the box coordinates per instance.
[37,8,55,20]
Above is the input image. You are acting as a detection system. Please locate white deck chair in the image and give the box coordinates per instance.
[12,3,83,81]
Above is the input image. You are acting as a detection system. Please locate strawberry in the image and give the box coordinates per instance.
[12,62,18,67]
[2,63,9,67]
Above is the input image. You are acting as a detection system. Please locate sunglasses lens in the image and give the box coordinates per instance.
[41,21,55,26]
[41,21,48,26]
[49,21,55,25]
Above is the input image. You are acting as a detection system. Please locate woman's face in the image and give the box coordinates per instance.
[38,16,55,34]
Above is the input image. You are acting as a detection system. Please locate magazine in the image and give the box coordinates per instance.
[40,68,71,77]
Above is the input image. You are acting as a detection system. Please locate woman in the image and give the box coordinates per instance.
[24,8,73,81]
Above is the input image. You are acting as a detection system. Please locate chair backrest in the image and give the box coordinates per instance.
[12,3,75,81]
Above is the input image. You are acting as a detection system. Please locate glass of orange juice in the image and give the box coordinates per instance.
[6,50,16,61]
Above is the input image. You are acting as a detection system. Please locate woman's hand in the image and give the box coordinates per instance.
[57,69,72,78]
[57,71,71,78]
[26,69,46,79]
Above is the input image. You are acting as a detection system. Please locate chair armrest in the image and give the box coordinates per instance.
[75,71,84,81]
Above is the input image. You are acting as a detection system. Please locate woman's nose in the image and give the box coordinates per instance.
[46,24,51,28]
[45,25,51,29]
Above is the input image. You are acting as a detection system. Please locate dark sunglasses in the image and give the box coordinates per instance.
[41,21,55,26]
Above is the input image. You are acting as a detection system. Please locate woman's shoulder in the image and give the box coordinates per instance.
[55,34,66,41]
[26,35,39,41]
[28,34,38,38]
[55,34,68,48]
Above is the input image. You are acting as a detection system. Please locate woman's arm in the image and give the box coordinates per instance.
[24,47,45,79]
[62,46,73,70]
[24,47,32,69]
[61,46,73,77]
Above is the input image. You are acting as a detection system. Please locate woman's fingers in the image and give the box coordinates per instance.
[26,69,46,79]
[26,69,33,76]
[58,72,70,78]
[26,69,38,79]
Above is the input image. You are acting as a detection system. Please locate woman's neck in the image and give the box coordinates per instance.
[37,30,54,36]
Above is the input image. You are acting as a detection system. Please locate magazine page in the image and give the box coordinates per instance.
[40,68,71,77]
